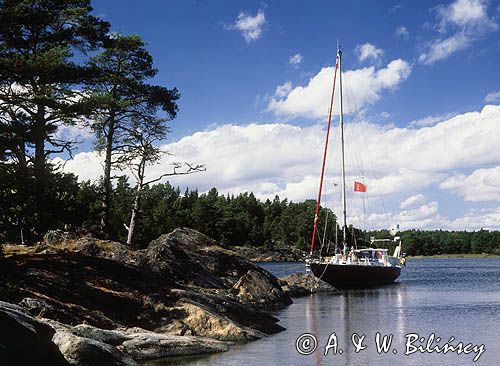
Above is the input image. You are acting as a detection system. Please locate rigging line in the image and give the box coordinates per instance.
[323,177,336,246]
[361,189,367,231]
[321,207,329,249]
[329,112,344,251]
[352,225,357,249]
[345,117,364,181]
[317,223,324,260]
[342,79,368,238]
[364,184,375,237]
[310,56,339,255]
[344,78,368,199]
[334,218,339,253]
[361,133,391,229]
[338,49,348,252]
[354,128,389,228]
[316,218,325,248]
[345,84,368,234]
[332,130,344,250]
[282,263,308,270]
[341,77,363,177]
[343,71,390,229]
[314,260,330,287]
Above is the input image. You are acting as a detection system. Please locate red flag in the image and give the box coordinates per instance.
[354,181,367,192]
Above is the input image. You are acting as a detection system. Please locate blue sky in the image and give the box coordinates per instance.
[91,0,500,137]
[61,0,500,231]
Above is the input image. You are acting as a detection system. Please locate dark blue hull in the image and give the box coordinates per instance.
[310,262,401,289]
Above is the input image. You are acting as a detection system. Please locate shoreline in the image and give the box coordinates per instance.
[408,253,500,259]
[0,229,294,365]
[231,246,500,262]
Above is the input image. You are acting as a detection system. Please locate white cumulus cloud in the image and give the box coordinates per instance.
[228,10,266,43]
[419,0,497,65]
[418,32,470,65]
[289,53,303,68]
[408,111,458,127]
[274,81,292,98]
[55,121,94,142]
[437,0,488,29]
[268,59,411,119]
[53,151,103,182]
[361,201,500,231]
[56,104,500,230]
[399,201,439,221]
[444,206,500,230]
[355,43,384,63]
[395,26,410,39]
[368,170,444,196]
[400,194,427,209]
[440,166,500,201]
[485,90,500,103]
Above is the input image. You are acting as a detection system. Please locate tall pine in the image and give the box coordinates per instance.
[0,0,109,239]
[85,34,180,235]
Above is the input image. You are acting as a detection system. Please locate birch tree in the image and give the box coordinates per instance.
[119,117,204,246]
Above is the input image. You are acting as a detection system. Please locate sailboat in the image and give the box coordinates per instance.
[307,47,404,289]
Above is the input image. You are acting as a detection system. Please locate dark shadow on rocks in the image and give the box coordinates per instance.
[0,301,70,366]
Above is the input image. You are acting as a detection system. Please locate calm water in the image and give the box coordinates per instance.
[147,259,500,365]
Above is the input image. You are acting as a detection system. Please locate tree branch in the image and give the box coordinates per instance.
[142,163,205,186]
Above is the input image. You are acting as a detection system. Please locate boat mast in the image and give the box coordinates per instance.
[338,48,348,254]
[308,51,339,256]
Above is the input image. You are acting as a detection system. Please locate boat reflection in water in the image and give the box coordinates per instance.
[304,283,408,366]
[146,259,500,366]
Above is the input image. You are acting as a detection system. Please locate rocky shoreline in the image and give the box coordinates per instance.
[231,245,307,262]
[0,228,332,365]
[279,273,336,297]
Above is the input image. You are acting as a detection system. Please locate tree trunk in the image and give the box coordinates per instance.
[126,185,142,247]
[31,104,46,237]
[127,158,146,247]
[15,141,28,169]
[33,104,46,177]
[100,112,115,234]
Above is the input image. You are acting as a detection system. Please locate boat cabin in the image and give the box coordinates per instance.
[324,248,392,266]
[351,248,389,265]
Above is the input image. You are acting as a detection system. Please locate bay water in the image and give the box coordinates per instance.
[147,258,500,365]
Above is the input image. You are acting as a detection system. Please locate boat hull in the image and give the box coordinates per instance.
[310,262,401,289]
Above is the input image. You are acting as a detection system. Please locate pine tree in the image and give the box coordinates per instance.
[0,0,109,239]
[84,34,180,235]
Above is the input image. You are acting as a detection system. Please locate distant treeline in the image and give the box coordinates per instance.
[3,175,500,255]
[2,1,499,256]
[61,178,339,249]
[368,229,500,256]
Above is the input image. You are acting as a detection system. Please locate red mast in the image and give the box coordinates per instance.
[309,54,339,256]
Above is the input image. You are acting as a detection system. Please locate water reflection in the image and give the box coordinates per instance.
[146,259,500,366]
[304,283,410,365]
[305,294,322,366]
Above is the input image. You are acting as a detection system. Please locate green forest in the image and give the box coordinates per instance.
[1,0,500,256]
